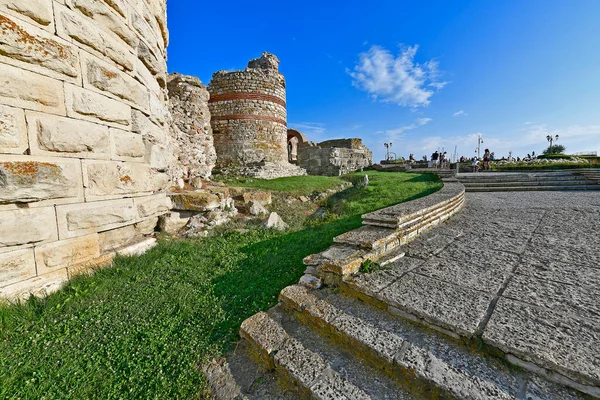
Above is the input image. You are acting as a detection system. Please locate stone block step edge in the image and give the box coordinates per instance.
[361,184,464,227]
[338,277,600,399]
[279,285,514,400]
[334,192,464,250]
[239,311,371,400]
[465,185,600,192]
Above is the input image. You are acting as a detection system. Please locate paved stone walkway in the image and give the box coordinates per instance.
[353,191,600,389]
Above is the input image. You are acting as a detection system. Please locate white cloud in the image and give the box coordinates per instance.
[375,118,432,137]
[349,45,447,108]
[453,110,466,117]
[288,122,327,142]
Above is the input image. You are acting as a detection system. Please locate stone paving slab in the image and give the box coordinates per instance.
[483,297,600,387]
[503,273,600,324]
[379,272,494,337]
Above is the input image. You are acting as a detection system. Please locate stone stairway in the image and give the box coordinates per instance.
[206,184,598,399]
[457,170,600,192]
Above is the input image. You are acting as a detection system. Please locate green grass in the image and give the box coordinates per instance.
[213,174,348,196]
[0,171,441,399]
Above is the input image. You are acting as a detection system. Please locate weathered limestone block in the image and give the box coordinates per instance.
[0,155,83,205]
[137,40,165,77]
[103,0,127,18]
[56,198,137,239]
[98,224,143,253]
[148,92,169,125]
[0,248,36,287]
[131,9,161,55]
[67,0,138,47]
[170,191,221,211]
[65,84,131,129]
[0,0,54,31]
[0,206,58,250]
[243,191,272,205]
[0,62,66,114]
[158,211,189,234]
[135,216,158,235]
[0,104,27,154]
[34,233,101,275]
[82,160,168,201]
[143,140,172,170]
[82,53,149,112]
[0,268,68,299]
[133,57,160,97]
[0,14,80,81]
[55,3,133,71]
[134,193,171,219]
[132,109,168,143]
[110,128,144,161]
[26,111,110,159]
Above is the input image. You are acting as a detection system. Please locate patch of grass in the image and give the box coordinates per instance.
[213,174,347,196]
[359,259,386,274]
[0,172,442,399]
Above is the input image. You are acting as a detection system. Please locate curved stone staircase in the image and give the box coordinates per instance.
[205,181,597,399]
[457,169,600,192]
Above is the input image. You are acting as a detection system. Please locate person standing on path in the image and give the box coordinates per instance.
[432,151,439,168]
[483,148,491,171]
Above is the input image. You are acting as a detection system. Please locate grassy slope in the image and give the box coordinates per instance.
[0,171,441,399]
[214,175,347,196]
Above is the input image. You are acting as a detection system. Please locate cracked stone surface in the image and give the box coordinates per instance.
[349,191,600,387]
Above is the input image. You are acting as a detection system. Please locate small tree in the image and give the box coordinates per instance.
[542,144,566,155]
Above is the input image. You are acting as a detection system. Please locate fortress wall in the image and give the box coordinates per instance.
[207,53,289,169]
[0,0,172,299]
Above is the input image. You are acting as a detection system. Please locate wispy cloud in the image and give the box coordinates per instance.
[349,45,447,108]
[288,122,327,141]
[453,110,466,117]
[375,118,432,137]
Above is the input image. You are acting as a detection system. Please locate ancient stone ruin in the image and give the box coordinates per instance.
[168,73,217,184]
[297,138,373,176]
[0,0,172,298]
[208,53,306,179]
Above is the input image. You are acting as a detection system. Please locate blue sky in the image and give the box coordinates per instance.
[166,0,600,162]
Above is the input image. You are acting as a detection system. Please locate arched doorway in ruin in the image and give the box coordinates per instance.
[287,129,308,163]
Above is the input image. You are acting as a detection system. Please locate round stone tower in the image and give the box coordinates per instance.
[208,52,305,178]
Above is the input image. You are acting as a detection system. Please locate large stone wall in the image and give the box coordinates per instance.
[168,73,216,184]
[297,139,373,176]
[0,0,172,299]
[208,52,305,179]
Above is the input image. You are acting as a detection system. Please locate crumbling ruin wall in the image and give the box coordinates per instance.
[298,139,373,176]
[168,73,216,184]
[0,0,173,299]
[208,52,305,179]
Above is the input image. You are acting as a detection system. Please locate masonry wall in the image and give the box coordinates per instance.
[168,73,216,183]
[298,139,373,176]
[0,0,172,299]
[208,53,288,169]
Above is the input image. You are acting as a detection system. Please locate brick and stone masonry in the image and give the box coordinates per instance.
[208,52,306,179]
[168,73,217,184]
[0,0,173,299]
[297,138,373,176]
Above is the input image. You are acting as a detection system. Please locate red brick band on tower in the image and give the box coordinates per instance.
[209,93,286,108]
[211,114,287,126]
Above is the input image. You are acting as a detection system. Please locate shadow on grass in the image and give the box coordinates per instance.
[209,216,362,348]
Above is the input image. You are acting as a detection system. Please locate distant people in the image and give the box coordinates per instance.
[423,155,428,162]
[460,156,465,163]
[517,157,521,162]
[532,151,536,157]
[431,151,439,168]
[471,157,480,172]
[483,148,491,171]
[409,153,415,163]
[441,152,448,168]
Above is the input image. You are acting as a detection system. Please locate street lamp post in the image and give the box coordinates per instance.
[476,134,484,159]
[546,134,559,153]
[384,142,392,161]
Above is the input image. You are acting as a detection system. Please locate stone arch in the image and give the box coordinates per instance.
[287,129,308,162]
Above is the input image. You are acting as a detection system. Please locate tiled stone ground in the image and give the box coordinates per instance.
[352,191,600,387]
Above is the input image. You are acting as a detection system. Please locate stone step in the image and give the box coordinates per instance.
[239,311,372,399]
[465,185,600,192]
[462,179,595,187]
[275,285,587,400]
